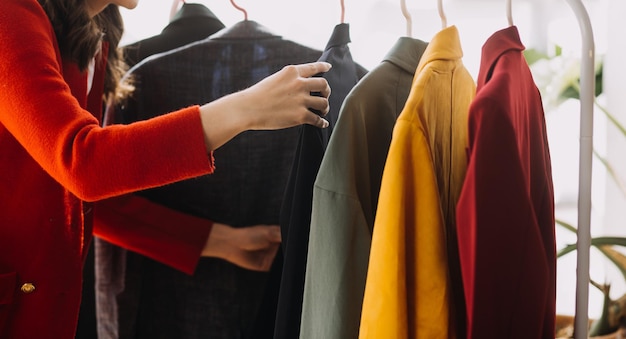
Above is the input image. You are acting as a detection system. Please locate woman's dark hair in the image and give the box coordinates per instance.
[38,0,130,101]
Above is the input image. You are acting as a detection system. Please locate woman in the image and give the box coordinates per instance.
[0,0,331,337]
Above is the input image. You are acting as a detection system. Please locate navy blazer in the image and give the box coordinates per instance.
[274,23,367,339]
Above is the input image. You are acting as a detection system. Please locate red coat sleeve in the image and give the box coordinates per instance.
[93,195,212,274]
[0,0,214,202]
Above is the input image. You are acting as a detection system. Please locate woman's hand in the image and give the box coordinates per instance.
[201,222,281,272]
[200,61,332,151]
[237,62,332,130]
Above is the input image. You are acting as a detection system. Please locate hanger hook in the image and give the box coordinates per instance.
[400,0,412,37]
[506,0,514,26]
[340,0,345,24]
[230,0,249,21]
[169,0,182,21]
[438,0,447,29]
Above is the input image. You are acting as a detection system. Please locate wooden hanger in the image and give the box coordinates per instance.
[340,0,346,24]
[400,0,412,37]
[438,0,447,29]
[230,0,249,21]
[506,0,514,26]
[169,0,183,21]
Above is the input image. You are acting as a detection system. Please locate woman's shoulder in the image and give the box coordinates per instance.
[0,0,45,15]
[0,0,57,56]
[0,0,52,35]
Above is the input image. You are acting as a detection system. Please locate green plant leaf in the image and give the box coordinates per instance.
[557,237,626,258]
[593,149,626,198]
[595,98,626,138]
[589,281,616,336]
[596,64,604,97]
[597,245,626,283]
[556,220,626,281]
[560,67,603,101]
[560,85,581,101]
[556,219,578,233]
[524,48,549,66]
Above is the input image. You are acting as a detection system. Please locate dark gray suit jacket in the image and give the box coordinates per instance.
[122,3,225,68]
[101,20,322,339]
[86,5,227,339]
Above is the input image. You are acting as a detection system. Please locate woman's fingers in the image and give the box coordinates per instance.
[244,243,281,272]
[293,61,332,78]
[305,95,331,115]
[306,76,331,100]
[201,223,282,271]
[302,113,329,129]
[305,77,332,118]
[286,62,332,120]
[239,225,281,251]
[234,225,281,271]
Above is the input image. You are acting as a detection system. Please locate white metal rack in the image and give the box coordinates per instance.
[566,0,596,338]
[506,0,595,337]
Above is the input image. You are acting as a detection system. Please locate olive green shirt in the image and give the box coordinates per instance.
[300,37,428,339]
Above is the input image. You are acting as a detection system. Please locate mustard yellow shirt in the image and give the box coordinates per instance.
[359,26,475,339]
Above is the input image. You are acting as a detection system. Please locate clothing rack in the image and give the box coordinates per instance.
[565,0,595,338]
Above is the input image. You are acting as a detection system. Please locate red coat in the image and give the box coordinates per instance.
[0,1,214,337]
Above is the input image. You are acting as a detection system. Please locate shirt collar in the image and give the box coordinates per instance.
[477,25,525,86]
[383,37,429,75]
[416,25,464,74]
[324,23,351,50]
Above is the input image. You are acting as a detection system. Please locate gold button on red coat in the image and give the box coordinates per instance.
[20,283,35,294]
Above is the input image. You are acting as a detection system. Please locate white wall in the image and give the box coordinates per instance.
[120,0,540,77]
[596,0,626,313]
